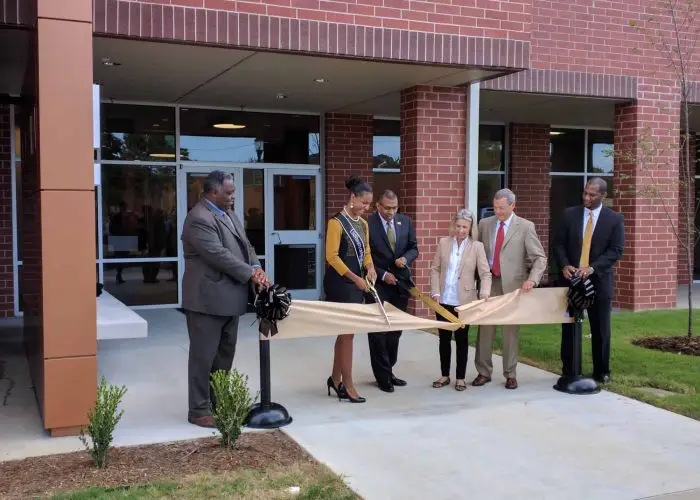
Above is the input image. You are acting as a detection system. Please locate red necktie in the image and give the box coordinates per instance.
[492,222,505,277]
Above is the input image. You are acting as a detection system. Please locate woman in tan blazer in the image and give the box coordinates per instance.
[429,209,492,391]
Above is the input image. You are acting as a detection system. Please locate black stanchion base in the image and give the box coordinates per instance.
[553,375,601,395]
[245,402,293,429]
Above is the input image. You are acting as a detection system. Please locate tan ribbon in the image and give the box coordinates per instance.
[456,287,574,325]
[262,300,462,340]
[262,287,572,340]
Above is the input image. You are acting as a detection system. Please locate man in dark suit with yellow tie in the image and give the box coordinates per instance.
[366,190,419,393]
[553,177,624,384]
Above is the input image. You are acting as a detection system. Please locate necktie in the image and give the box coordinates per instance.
[492,222,504,277]
[386,221,396,252]
[580,211,593,268]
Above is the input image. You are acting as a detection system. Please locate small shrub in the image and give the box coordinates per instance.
[79,376,128,468]
[210,369,258,449]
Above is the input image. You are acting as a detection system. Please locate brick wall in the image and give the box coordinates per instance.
[677,132,696,285]
[0,106,14,317]
[125,0,533,40]
[508,123,551,272]
[613,91,681,310]
[530,0,700,79]
[400,85,466,317]
[323,113,373,220]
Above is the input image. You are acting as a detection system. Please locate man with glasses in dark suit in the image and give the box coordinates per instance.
[366,190,419,393]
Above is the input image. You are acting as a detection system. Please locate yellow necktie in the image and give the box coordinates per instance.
[580,211,593,267]
[387,222,395,252]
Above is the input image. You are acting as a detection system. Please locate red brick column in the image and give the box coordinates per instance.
[508,124,551,272]
[677,132,696,285]
[400,86,466,317]
[614,90,680,310]
[323,113,373,220]
[0,105,13,317]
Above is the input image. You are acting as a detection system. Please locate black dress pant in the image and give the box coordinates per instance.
[436,304,470,379]
[186,311,239,419]
[367,283,407,384]
[561,295,612,377]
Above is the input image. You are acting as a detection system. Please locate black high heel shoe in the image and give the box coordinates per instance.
[327,376,348,400]
[342,385,366,404]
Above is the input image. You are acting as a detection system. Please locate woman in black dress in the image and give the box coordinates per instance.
[324,175,376,403]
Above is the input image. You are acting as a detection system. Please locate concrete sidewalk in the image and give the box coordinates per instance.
[2,309,700,500]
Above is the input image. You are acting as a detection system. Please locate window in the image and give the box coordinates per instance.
[102,104,176,162]
[11,106,22,315]
[549,128,614,276]
[98,104,181,306]
[100,164,178,306]
[372,119,401,203]
[477,125,506,220]
[179,108,319,164]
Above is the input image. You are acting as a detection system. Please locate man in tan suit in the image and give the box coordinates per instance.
[182,170,270,428]
[473,189,547,390]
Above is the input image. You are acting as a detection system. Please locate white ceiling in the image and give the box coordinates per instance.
[93,37,629,126]
[93,37,498,115]
[480,91,621,128]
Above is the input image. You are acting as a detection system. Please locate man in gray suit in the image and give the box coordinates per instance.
[182,170,270,428]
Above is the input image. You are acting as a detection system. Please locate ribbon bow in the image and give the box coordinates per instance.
[567,275,596,320]
[254,284,292,338]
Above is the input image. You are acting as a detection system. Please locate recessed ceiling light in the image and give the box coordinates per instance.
[152,123,160,127]
[213,123,246,129]
[149,153,176,158]
[313,78,329,83]
[276,93,288,100]
[101,57,121,67]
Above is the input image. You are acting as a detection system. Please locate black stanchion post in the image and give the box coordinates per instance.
[553,277,600,395]
[245,338,293,429]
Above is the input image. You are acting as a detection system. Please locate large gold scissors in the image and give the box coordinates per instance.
[365,276,391,327]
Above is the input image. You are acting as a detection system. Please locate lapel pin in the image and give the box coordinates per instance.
[397,221,402,226]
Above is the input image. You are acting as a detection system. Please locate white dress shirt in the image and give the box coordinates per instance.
[582,204,602,237]
[489,212,514,268]
[441,238,469,307]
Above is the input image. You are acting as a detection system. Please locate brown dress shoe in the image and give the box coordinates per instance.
[188,415,216,428]
[471,375,492,387]
[505,377,518,390]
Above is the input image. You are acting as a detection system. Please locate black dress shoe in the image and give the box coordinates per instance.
[377,380,395,393]
[390,376,407,387]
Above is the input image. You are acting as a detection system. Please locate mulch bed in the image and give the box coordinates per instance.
[0,430,312,499]
[632,335,700,356]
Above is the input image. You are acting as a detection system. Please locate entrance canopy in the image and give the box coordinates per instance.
[93,37,505,116]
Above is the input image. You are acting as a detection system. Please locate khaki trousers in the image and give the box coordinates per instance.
[474,278,519,379]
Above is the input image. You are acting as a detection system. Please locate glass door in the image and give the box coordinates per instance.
[264,168,322,300]
[176,165,243,305]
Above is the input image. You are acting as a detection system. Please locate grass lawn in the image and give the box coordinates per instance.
[470,309,700,420]
[50,463,358,500]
